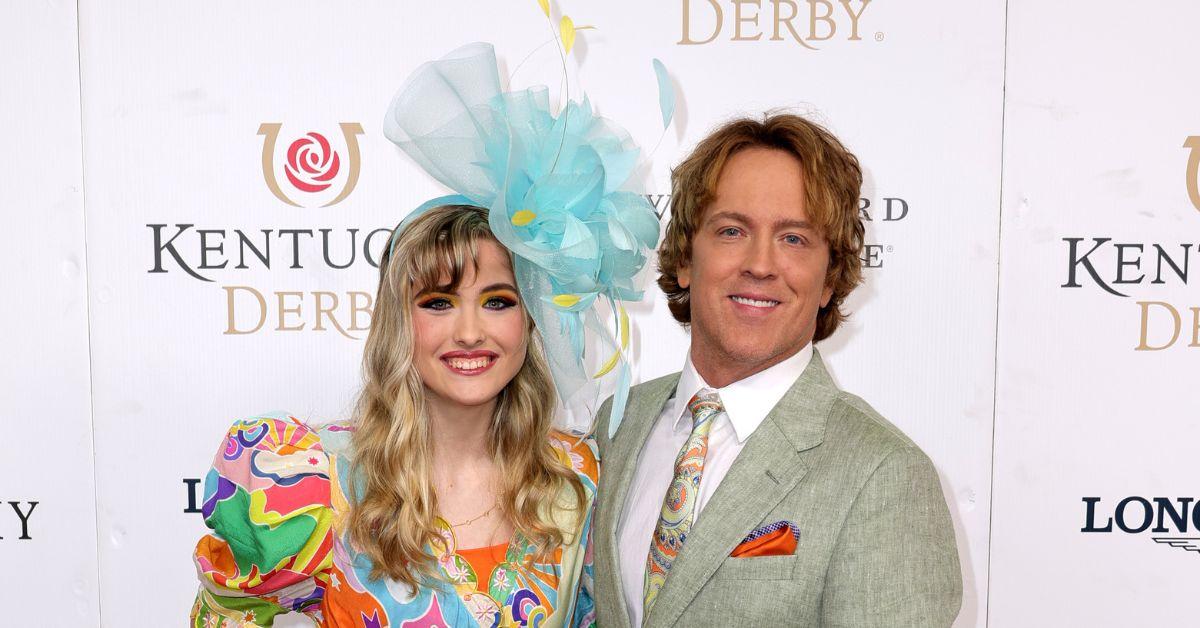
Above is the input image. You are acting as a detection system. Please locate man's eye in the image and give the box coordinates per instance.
[719,227,741,237]
[484,296,517,310]
[784,234,805,245]
[418,297,453,310]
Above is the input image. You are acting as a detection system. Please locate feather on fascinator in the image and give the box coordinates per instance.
[383,42,660,436]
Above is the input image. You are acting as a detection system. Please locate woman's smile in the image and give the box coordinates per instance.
[441,350,499,375]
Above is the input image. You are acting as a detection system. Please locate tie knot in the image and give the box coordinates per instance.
[686,389,723,426]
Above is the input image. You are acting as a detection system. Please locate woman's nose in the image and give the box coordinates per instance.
[453,306,485,347]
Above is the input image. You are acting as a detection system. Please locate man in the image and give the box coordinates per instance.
[592,114,962,627]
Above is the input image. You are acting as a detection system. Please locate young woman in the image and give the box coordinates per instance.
[191,204,598,626]
[193,38,660,627]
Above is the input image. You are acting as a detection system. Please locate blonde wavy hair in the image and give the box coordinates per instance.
[349,204,584,587]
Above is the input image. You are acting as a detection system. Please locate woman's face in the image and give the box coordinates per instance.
[411,238,529,415]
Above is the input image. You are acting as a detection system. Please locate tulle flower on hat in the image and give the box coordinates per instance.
[384,41,662,434]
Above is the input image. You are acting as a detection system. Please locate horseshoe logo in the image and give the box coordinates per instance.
[258,122,364,208]
[1183,136,1200,213]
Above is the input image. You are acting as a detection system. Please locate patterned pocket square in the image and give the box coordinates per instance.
[731,521,800,558]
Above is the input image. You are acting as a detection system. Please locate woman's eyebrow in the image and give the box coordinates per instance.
[478,283,519,294]
[414,287,457,297]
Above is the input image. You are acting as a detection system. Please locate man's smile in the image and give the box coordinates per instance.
[729,294,782,309]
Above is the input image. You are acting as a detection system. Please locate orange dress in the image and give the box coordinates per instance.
[458,541,510,594]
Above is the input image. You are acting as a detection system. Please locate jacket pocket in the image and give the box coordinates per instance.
[713,554,797,580]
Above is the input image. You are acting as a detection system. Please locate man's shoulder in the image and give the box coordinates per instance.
[830,391,920,448]
[782,389,947,528]
[820,390,934,471]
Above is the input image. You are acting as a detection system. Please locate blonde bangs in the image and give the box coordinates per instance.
[401,210,498,298]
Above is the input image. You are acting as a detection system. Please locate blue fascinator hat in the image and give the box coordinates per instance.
[383,42,660,435]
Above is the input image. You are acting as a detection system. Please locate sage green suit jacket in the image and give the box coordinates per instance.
[592,350,962,627]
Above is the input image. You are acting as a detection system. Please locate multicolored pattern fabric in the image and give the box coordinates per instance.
[192,412,599,627]
[643,390,721,614]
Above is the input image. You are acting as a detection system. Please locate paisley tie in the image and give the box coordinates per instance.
[643,389,722,615]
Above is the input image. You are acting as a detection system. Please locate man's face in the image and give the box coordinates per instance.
[678,147,833,385]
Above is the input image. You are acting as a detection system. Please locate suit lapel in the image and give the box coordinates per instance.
[644,350,840,627]
[596,373,680,626]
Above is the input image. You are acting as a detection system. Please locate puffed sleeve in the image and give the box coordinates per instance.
[191,414,335,626]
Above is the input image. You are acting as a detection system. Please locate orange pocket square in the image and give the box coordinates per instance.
[730,521,800,558]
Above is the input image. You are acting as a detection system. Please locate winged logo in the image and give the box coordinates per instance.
[1153,537,1200,554]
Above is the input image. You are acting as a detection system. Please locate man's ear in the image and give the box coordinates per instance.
[677,262,691,290]
[820,283,833,309]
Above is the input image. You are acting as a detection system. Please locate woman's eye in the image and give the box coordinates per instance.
[484,296,517,310]
[418,297,453,310]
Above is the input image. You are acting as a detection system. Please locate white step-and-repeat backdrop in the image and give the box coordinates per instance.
[1,1,1194,626]
[989,1,1200,625]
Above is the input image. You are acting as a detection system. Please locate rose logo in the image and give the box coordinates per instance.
[258,123,364,207]
[285,132,340,193]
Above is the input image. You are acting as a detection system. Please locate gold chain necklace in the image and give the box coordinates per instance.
[449,501,500,528]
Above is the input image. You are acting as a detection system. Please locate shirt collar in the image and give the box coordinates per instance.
[670,343,814,443]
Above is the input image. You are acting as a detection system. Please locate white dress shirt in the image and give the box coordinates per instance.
[616,344,813,626]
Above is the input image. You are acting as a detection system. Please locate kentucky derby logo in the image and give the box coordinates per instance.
[258,122,364,207]
[1185,136,1200,213]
